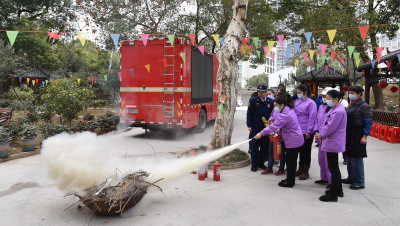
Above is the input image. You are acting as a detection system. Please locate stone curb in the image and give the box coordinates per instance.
[0,149,41,163]
[208,154,251,170]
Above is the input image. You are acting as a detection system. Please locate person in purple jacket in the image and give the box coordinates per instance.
[314,87,333,188]
[294,84,317,180]
[254,92,304,187]
[315,89,347,202]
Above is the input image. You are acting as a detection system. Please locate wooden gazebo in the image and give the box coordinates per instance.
[358,49,400,127]
[292,66,352,95]
[14,65,57,85]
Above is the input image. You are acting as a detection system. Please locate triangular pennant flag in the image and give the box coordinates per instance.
[316,64,319,69]
[104,75,108,82]
[189,34,196,45]
[180,52,186,62]
[327,30,336,44]
[347,46,355,57]
[397,54,400,62]
[219,37,224,46]
[353,52,360,62]
[252,37,259,47]
[140,34,149,46]
[167,34,175,46]
[398,23,400,30]
[387,62,392,71]
[32,80,36,86]
[304,32,312,45]
[309,50,315,60]
[263,46,269,57]
[27,78,30,84]
[358,26,369,42]
[242,38,249,46]
[362,70,365,75]
[6,31,18,46]
[118,72,122,81]
[198,46,205,55]
[271,53,275,62]
[285,48,292,63]
[91,77,95,85]
[320,44,328,55]
[77,78,81,85]
[277,35,285,47]
[239,46,243,56]
[370,69,373,75]
[219,103,224,114]
[303,53,309,62]
[379,68,382,74]
[377,53,382,63]
[257,50,261,59]
[42,81,45,86]
[341,68,345,74]
[371,60,376,69]
[212,34,219,46]
[356,58,361,68]
[334,68,337,74]
[129,69,134,77]
[19,77,22,83]
[321,56,326,64]
[325,65,328,72]
[45,80,48,85]
[376,47,384,56]
[349,69,352,74]
[307,61,311,68]
[267,41,275,56]
[331,51,337,61]
[48,32,60,40]
[145,64,150,73]
[293,43,301,53]
[339,57,344,65]
[78,32,87,46]
[110,34,120,47]
[295,59,299,67]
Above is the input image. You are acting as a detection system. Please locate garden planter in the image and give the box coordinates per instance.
[0,142,10,158]
[23,137,36,152]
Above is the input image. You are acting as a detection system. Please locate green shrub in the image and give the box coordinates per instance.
[83,114,95,121]
[0,127,12,143]
[3,85,36,110]
[97,111,119,131]
[41,123,71,139]
[21,125,38,138]
[76,120,98,132]
[24,107,40,124]
[93,99,108,109]
[3,118,26,140]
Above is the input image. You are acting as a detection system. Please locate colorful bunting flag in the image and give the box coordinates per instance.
[376,47,384,62]
[77,78,81,85]
[6,31,18,46]
[379,68,382,74]
[398,54,400,62]
[42,81,45,86]
[104,75,108,82]
[371,60,376,69]
[242,38,249,46]
[145,64,150,73]
[353,52,360,62]
[219,103,224,114]
[252,37,259,47]
[277,35,285,47]
[363,70,365,75]
[32,80,36,86]
[19,77,22,83]
[78,32,87,46]
[257,50,261,59]
[327,30,337,44]
[110,34,120,47]
[267,41,275,56]
[212,34,219,46]
[129,69,134,77]
[140,34,149,46]
[35,79,39,85]
[271,53,275,62]
[295,59,299,67]
[239,46,243,56]
[304,32,312,45]
[303,53,309,62]
[118,72,122,81]
[387,62,392,71]
[91,77,95,85]
[198,46,205,55]
[293,43,301,53]
[320,44,328,55]
[46,80,48,85]
[189,34,196,45]
[307,61,311,68]
[263,46,269,57]
[341,68,345,74]
[321,56,326,64]
[180,52,186,62]
[219,37,225,46]
[356,58,361,68]
[358,26,369,42]
[398,23,400,30]
[167,34,175,46]
[27,78,30,84]
[349,69,352,74]
[325,65,328,72]
[370,69,373,76]
[331,51,337,61]
[334,68,337,74]
[285,48,292,62]
[309,50,315,60]
[347,46,355,57]
[48,32,60,40]
[339,57,344,65]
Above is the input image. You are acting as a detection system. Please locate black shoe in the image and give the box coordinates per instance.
[251,166,257,172]
[343,159,348,165]
[319,194,338,202]
[258,164,267,170]
[350,184,365,190]
[326,184,331,189]
[341,179,353,184]
[325,190,344,197]
[274,160,279,165]
[316,144,319,147]
[315,180,329,184]
[278,180,295,188]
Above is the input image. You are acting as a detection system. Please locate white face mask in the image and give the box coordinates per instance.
[322,98,326,103]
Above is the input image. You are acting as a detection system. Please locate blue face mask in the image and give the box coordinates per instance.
[274,106,281,113]
[268,95,274,99]
[349,94,357,101]
[326,100,335,107]
[298,94,304,100]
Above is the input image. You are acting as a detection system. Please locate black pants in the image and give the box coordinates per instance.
[285,146,301,185]
[327,152,343,197]
[250,131,269,167]
[299,134,314,167]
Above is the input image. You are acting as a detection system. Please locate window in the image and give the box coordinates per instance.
[239,65,242,71]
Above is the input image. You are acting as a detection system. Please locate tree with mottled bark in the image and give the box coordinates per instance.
[207,0,249,151]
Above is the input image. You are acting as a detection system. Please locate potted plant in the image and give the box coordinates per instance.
[21,125,38,152]
[0,127,11,158]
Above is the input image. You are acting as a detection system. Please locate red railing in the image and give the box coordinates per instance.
[372,110,399,127]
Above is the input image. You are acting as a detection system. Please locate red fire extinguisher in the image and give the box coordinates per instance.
[205,164,208,178]
[213,162,221,181]
[273,135,282,161]
[198,166,205,181]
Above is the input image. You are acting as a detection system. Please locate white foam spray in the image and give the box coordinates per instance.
[42,131,251,193]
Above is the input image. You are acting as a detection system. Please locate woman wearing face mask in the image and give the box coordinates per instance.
[254,92,304,187]
[315,90,347,202]
[313,87,333,188]
[294,84,317,180]
[342,85,373,190]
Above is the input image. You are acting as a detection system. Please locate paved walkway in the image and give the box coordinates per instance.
[0,108,399,226]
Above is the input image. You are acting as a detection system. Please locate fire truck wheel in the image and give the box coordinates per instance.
[195,109,207,133]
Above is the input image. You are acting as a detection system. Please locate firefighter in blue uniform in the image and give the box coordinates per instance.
[247,85,274,172]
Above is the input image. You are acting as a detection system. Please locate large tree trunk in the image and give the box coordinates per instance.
[207,0,249,151]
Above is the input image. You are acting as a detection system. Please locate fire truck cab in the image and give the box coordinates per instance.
[120,37,219,133]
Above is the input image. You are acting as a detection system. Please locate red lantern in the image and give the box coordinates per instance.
[378,81,388,90]
[390,86,399,93]
[343,86,350,92]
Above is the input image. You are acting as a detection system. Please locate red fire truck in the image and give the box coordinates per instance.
[120,37,219,133]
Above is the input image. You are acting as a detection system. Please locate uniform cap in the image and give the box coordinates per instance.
[257,85,267,91]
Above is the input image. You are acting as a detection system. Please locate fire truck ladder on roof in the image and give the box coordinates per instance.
[162,37,175,118]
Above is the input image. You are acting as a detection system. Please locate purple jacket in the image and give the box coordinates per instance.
[294,98,317,134]
[319,104,347,153]
[260,107,304,148]
[314,104,329,144]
